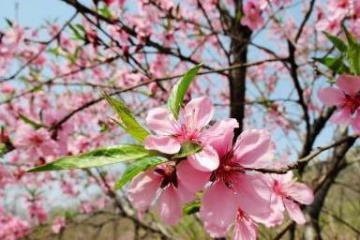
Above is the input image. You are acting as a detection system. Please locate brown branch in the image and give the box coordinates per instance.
[247,135,358,174]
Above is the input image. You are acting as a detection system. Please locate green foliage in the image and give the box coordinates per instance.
[183,201,200,215]
[323,32,347,52]
[115,156,167,189]
[28,145,153,172]
[104,93,150,142]
[173,141,202,159]
[318,28,360,75]
[69,24,85,41]
[167,64,202,118]
[18,113,43,129]
[314,56,349,74]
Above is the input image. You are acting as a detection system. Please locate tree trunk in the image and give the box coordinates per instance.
[228,2,252,137]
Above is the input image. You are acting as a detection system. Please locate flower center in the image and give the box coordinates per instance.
[155,165,178,188]
[343,93,360,114]
[211,151,243,188]
[29,134,44,145]
[273,180,284,196]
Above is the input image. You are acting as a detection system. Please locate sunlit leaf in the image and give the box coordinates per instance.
[115,156,167,189]
[167,64,202,118]
[28,145,153,172]
[104,93,150,142]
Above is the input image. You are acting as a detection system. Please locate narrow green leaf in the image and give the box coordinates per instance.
[28,145,153,172]
[343,26,357,47]
[323,32,347,52]
[19,113,43,129]
[104,94,150,142]
[69,24,85,41]
[98,6,112,19]
[183,201,200,215]
[173,141,202,159]
[167,64,202,118]
[115,156,167,189]
[314,56,349,74]
[348,44,360,75]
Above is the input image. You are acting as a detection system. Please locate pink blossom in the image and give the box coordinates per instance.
[268,172,314,224]
[199,127,276,238]
[0,208,29,240]
[128,160,210,224]
[241,1,264,30]
[318,74,360,132]
[27,199,48,224]
[144,96,220,172]
[13,124,59,160]
[52,216,66,234]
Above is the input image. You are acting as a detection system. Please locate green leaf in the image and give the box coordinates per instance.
[19,113,43,129]
[314,56,349,74]
[69,24,85,41]
[183,201,200,215]
[28,145,153,172]
[167,64,202,118]
[323,32,347,52]
[98,6,112,19]
[115,156,167,189]
[347,44,360,75]
[104,94,150,142]
[0,143,6,156]
[343,26,357,47]
[173,141,202,159]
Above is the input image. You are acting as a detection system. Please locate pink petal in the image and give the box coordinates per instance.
[183,96,214,130]
[188,145,219,172]
[286,182,314,205]
[144,135,181,154]
[233,174,273,221]
[234,215,257,240]
[157,185,182,225]
[336,74,360,96]
[200,181,238,236]
[233,129,274,168]
[176,160,210,193]
[318,87,344,106]
[146,107,178,135]
[330,108,351,124]
[351,110,360,133]
[128,171,162,212]
[201,119,239,158]
[283,198,306,224]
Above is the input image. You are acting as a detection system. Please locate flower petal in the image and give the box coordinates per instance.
[233,174,273,222]
[233,129,274,168]
[157,185,182,225]
[330,108,351,124]
[200,181,238,237]
[144,135,181,154]
[128,171,162,212]
[318,87,345,106]
[183,96,214,130]
[336,74,360,96]
[286,182,314,205]
[146,107,178,135]
[283,198,306,224]
[201,119,239,158]
[234,214,257,240]
[176,160,210,193]
[188,145,219,172]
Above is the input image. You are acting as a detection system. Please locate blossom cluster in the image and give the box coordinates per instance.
[319,74,360,133]
[127,97,314,239]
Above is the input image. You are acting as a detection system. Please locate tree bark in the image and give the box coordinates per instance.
[228,2,252,137]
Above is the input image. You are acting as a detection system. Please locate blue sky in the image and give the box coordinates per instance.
[0,0,73,28]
